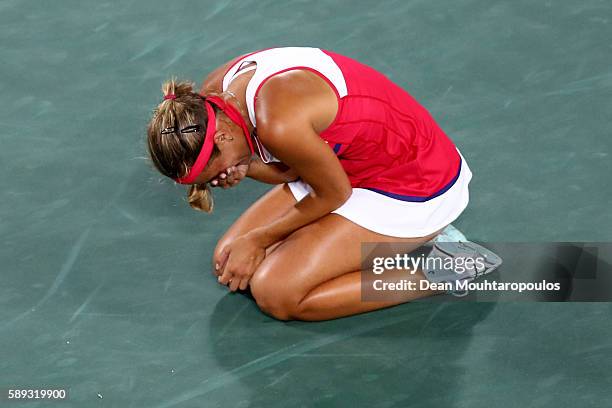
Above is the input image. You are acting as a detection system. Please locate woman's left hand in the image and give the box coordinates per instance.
[210,163,249,189]
[217,233,267,292]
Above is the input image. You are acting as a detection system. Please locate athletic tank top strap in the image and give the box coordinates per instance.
[227,64,256,83]
[222,47,348,128]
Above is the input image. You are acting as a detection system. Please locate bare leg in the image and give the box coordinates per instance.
[295,268,441,321]
[250,213,444,321]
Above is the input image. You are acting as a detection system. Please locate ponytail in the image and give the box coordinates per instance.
[188,183,214,213]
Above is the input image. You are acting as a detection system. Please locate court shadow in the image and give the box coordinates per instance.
[204,291,496,407]
[200,242,612,406]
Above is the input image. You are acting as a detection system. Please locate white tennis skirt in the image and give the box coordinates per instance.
[287,150,473,238]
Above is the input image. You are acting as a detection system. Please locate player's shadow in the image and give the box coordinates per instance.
[203,242,612,406]
[205,288,495,407]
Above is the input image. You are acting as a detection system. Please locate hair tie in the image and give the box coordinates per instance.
[164,94,177,100]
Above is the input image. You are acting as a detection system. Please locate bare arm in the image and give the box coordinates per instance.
[216,69,350,291]
[245,71,351,247]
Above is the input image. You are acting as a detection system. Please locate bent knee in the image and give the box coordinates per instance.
[250,271,302,321]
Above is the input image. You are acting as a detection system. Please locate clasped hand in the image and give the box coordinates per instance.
[215,233,266,292]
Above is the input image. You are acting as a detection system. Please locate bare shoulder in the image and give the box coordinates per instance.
[255,69,338,137]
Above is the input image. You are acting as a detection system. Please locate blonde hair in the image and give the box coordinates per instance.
[146,78,218,213]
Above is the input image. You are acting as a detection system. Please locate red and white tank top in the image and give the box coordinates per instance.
[221,47,462,202]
